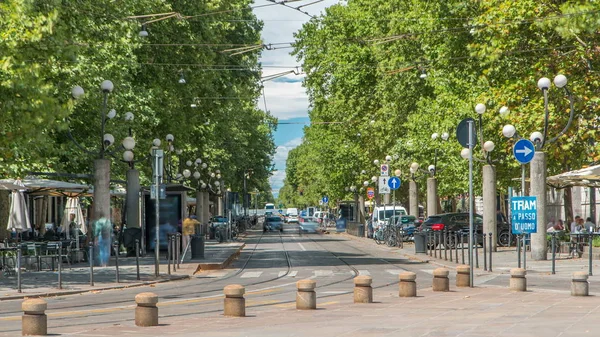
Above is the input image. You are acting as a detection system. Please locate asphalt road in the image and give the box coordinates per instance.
[0,223,442,335]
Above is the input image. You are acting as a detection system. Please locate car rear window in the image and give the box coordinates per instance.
[424,216,442,224]
[267,217,282,222]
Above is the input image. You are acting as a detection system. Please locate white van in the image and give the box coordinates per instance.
[371,205,407,227]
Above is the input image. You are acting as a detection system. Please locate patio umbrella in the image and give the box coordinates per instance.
[6,180,31,241]
[61,197,86,259]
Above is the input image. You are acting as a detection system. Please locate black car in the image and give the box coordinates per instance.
[421,212,510,247]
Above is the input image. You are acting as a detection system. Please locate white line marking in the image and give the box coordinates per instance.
[385,269,403,275]
[278,270,298,277]
[241,271,263,278]
[314,270,334,277]
[358,270,370,276]
[297,242,307,251]
[420,269,434,275]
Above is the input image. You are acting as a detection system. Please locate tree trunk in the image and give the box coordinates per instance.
[564,187,573,228]
[0,191,10,241]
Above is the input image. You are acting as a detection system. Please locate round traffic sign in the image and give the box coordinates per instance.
[456,118,477,148]
[387,176,401,190]
[513,139,535,165]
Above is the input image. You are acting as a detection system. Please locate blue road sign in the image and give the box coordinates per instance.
[511,196,537,234]
[322,196,329,204]
[388,176,401,190]
[513,139,535,165]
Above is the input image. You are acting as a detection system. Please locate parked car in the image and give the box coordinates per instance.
[387,215,417,240]
[264,216,284,232]
[287,214,299,223]
[420,212,511,247]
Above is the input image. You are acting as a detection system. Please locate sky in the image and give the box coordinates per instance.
[252,0,340,197]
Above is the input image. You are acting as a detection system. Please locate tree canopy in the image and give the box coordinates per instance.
[0,0,276,195]
[280,0,600,208]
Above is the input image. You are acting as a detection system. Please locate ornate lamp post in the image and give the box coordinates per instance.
[502,74,574,260]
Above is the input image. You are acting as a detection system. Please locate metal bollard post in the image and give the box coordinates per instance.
[172,235,177,273]
[588,233,593,276]
[474,232,479,269]
[449,232,453,262]
[444,229,448,261]
[455,233,459,263]
[17,247,22,293]
[114,243,120,283]
[461,233,465,265]
[523,235,527,270]
[483,233,487,271]
[135,239,140,281]
[433,232,438,258]
[58,241,63,289]
[551,232,556,275]
[167,235,171,275]
[488,232,493,272]
[428,231,432,256]
[176,233,181,269]
[517,234,521,268]
[89,243,94,286]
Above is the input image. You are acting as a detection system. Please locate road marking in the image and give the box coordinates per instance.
[322,291,348,294]
[385,269,403,275]
[298,242,307,251]
[358,270,370,276]
[420,269,434,275]
[314,270,334,277]
[241,271,263,278]
[278,270,298,277]
[197,270,228,278]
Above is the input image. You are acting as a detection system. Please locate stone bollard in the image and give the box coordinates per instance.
[571,272,589,296]
[135,292,159,327]
[456,265,470,287]
[296,279,317,310]
[509,268,527,292]
[353,275,373,303]
[432,268,450,292]
[22,299,47,336]
[399,272,417,297]
[224,284,246,317]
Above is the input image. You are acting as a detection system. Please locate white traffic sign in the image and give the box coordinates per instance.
[380,164,389,176]
[378,176,390,194]
[387,176,401,190]
[513,139,535,165]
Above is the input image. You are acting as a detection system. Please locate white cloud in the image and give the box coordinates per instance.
[270,137,303,196]
[262,79,308,120]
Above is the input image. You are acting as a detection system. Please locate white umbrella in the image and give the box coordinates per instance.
[61,197,86,238]
[7,180,32,240]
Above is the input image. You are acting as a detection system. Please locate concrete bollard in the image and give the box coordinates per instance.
[296,279,317,310]
[571,272,589,296]
[22,299,47,336]
[223,284,246,317]
[509,268,527,292]
[399,272,417,297]
[456,265,471,287]
[135,292,159,327]
[432,268,450,292]
[353,275,373,303]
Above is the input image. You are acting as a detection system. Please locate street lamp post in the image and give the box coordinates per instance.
[474,103,498,251]
[503,74,574,261]
[70,81,115,225]
[427,132,449,217]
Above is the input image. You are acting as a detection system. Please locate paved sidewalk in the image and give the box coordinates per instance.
[19,282,600,337]
[0,240,245,300]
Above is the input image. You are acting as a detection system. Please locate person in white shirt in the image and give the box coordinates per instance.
[571,215,581,233]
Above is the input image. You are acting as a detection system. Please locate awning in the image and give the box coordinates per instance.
[0,178,90,197]
[547,164,600,189]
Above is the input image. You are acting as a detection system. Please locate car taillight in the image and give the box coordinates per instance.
[431,223,445,231]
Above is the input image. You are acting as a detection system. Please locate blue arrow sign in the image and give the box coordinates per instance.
[513,139,535,165]
[322,196,329,204]
[388,176,401,190]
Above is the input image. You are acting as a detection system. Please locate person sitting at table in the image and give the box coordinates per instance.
[43,227,57,241]
[584,217,595,233]
[570,216,581,233]
[554,219,565,231]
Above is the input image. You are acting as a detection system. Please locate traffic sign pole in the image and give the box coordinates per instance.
[467,119,474,288]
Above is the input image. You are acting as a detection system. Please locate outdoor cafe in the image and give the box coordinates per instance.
[0,178,91,276]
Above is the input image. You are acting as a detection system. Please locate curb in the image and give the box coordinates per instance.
[0,274,190,301]
[194,243,246,273]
